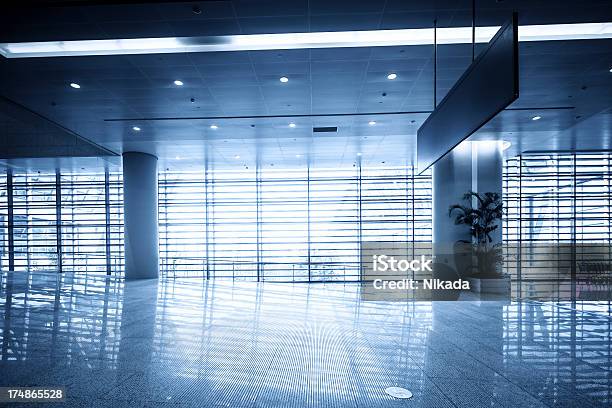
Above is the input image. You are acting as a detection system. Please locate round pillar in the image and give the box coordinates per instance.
[122,152,159,279]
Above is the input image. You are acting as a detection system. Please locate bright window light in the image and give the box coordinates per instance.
[1,22,610,58]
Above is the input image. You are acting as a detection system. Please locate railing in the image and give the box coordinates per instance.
[160,256,359,281]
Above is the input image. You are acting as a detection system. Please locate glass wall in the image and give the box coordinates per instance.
[259,168,308,281]
[158,171,208,277]
[4,153,609,285]
[0,165,430,280]
[158,165,433,281]
[0,170,123,276]
[0,172,7,270]
[504,152,612,299]
[12,172,58,271]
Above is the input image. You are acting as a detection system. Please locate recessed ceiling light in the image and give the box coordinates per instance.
[69,82,80,89]
[279,76,289,83]
[387,73,397,80]
[175,156,181,160]
[132,126,141,131]
[296,154,302,158]
[234,155,240,159]
[609,67,612,72]
[173,80,184,86]
[357,152,362,156]
[502,141,512,150]
[368,121,376,126]
[532,115,541,121]
[210,124,218,129]
[289,122,296,128]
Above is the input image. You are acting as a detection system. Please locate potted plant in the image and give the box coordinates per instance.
[449,191,509,295]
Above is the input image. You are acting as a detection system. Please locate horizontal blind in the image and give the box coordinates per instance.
[503,152,612,300]
[158,165,433,281]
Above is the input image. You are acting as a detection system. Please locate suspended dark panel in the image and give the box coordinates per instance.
[417,13,519,174]
[0,96,118,159]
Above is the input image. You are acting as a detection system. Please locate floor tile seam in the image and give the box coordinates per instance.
[417,325,565,407]
[423,373,556,408]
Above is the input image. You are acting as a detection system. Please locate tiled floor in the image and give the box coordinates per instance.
[0,272,611,407]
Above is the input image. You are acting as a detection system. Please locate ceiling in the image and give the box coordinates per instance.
[1,0,611,172]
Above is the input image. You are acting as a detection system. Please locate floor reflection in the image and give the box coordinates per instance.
[0,271,611,407]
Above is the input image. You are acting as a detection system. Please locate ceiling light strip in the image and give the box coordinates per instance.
[1,22,610,58]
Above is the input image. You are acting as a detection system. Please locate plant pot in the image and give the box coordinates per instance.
[467,276,511,295]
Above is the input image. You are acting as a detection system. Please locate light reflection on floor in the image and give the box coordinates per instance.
[0,271,611,407]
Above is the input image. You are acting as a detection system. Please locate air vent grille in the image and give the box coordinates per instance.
[312,126,338,133]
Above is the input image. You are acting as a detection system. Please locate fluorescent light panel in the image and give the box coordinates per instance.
[0,22,610,58]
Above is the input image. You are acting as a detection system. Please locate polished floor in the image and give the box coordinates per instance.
[0,272,611,407]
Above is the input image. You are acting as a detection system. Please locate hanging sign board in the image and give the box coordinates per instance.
[417,13,519,174]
